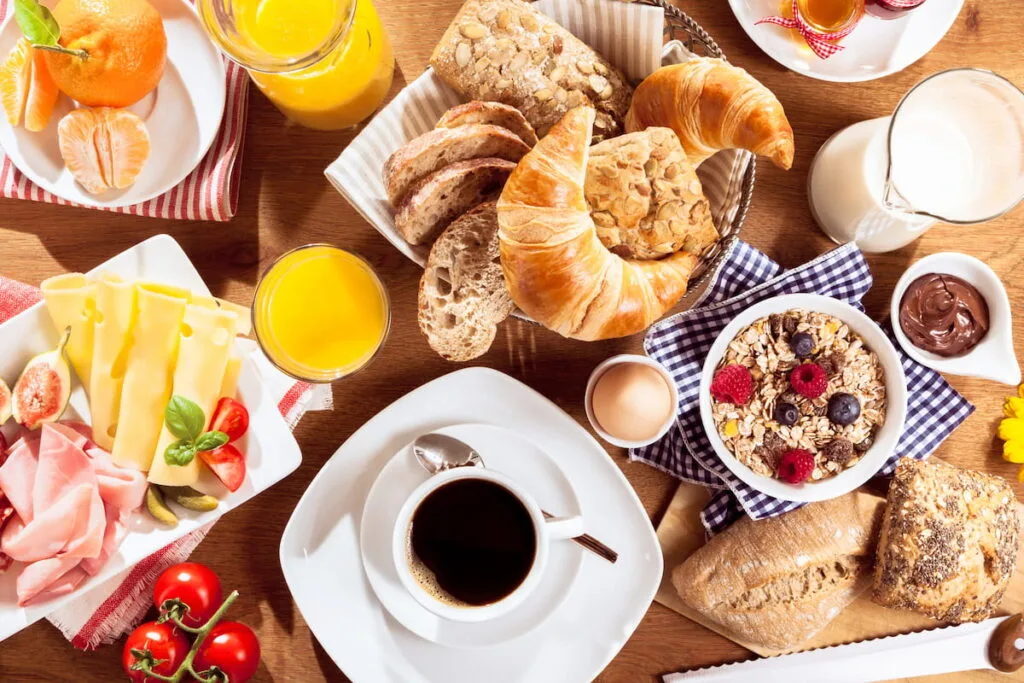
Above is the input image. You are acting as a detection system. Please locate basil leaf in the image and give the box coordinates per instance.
[13,0,60,46]
[165,396,206,442]
[164,440,197,467]
[194,430,229,453]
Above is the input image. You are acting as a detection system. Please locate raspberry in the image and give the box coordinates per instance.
[710,364,753,405]
[777,449,814,484]
[789,362,828,399]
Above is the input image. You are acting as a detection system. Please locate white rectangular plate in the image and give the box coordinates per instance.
[0,234,302,641]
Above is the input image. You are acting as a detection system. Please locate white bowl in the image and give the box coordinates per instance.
[890,252,1020,386]
[585,354,679,449]
[699,294,908,503]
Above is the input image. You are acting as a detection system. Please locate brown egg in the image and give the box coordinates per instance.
[591,362,673,442]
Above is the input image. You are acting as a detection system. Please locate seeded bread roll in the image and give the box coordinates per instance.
[436,101,539,147]
[872,458,1020,623]
[429,0,632,141]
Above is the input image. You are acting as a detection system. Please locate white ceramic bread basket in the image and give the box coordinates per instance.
[326,0,756,301]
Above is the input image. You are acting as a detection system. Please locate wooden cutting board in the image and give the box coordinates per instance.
[655,482,1024,682]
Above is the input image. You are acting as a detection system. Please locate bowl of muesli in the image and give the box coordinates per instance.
[699,294,908,502]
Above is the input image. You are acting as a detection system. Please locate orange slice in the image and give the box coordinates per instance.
[58,108,151,195]
[0,39,60,132]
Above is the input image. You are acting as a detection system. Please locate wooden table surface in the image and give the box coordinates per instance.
[0,1,1021,681]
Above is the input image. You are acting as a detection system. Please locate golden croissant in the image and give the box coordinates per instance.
[497,107,699,341]
[626,59,795,170]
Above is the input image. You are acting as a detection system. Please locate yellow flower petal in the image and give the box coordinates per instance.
[1018,383,1024,399]
[1004,397,1024,419]
[1018,466,1024,484]
[1003,440,1024,464]
[723,419,739,438]
[998,418,1024,442]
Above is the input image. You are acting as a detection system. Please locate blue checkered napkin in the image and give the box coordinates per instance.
[631,241,975,535]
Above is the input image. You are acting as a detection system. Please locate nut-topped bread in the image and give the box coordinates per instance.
[429,0,632,141]
[872,458,1020,623]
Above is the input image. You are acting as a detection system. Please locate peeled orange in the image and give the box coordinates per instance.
[58,107,151,195]
[0,39,60,132]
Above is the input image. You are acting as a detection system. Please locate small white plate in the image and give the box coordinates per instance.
[699,294,908,503]
[727,0,964,83]
[280,367,662,683]
[360,423,583,648]
[0,235,302,642]
[0,0,226,208]
[890,252,1020,385]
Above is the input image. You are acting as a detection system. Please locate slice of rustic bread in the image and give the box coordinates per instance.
[383,124,530,205]
[395,158,516,246]
[436,101,539,147]
[418,202,514,361]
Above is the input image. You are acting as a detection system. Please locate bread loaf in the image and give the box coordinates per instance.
[437,101,539,147]
[430,0,632,141]
[672,492,885,652]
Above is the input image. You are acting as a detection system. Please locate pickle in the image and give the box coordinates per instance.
[162,486,220,512]
[145,485,179,527]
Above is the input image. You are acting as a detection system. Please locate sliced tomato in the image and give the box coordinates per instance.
[199,443,246,492]
[209,397,249,443]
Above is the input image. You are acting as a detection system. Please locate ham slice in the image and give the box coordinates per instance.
[0,423,147,606]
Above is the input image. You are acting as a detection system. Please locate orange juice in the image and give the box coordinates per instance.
[253,245,390,381]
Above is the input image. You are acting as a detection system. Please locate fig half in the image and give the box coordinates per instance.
[12,327,72,430]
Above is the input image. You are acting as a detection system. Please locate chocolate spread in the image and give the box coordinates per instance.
[899,273,989,357]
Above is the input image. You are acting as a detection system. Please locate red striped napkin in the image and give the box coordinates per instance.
[0,275,329,648]
[0,0,249,222]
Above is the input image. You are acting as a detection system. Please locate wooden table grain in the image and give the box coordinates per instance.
[0,1,1021,681]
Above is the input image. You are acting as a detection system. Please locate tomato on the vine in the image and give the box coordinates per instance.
[193,621,261,683]
[154,562,223,628]
[122,621,190,683]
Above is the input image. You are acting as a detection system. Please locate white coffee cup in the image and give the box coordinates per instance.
[391,467,584,623]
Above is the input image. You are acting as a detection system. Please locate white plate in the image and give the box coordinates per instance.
[0,0,226,208]
[0,234,302,642]
[699,294,908,503]
[280,367,662,683]
[727,0,964,83]
[360,423,583,648]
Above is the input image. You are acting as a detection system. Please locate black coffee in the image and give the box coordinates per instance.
[409,478,537,607]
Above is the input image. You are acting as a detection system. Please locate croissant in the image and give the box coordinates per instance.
[625,59,795,170]
[497,107,699,341]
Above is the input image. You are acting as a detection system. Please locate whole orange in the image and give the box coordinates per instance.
[43,0,167,108]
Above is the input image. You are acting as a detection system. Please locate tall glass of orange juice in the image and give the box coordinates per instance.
[253,245,390,382]
[197,0,394,130]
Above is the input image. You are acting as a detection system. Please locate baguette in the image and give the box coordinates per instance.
[436,101,539,147]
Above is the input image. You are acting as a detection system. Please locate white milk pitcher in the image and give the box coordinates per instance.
[808,69,1024,253]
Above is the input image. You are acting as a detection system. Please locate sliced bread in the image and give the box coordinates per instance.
[383,124,530,205]
[436,101,539,147]
[395,158,515,246]
[418,202,515,362]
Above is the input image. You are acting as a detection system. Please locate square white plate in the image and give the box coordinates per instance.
[280,367,662,683]
[0,234,302,641]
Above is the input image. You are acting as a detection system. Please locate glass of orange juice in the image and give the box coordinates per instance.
[253,245,390,382]
[197,0,394,130]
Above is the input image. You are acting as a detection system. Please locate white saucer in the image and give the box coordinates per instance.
[0,0,226,208]
[359,423,584,648]
[727,0,964,83]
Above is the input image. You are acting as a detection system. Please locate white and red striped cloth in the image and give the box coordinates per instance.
[0,0,250,222]
[0,275,331,648]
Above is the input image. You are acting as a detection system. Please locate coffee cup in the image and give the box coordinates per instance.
[392,467,584,623]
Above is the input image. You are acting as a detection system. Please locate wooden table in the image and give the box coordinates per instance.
[0,1,1021,681]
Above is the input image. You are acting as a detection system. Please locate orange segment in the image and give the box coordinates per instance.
[0,39,31,127]
[24,47,60,132]
[58,107,151,195]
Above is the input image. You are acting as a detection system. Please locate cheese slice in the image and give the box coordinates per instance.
[219,352,243,400]
[111,284,190,471]
[147,305,239,486]
[88,273,138,451]
[41,274,97,394]
[192,295,252,336]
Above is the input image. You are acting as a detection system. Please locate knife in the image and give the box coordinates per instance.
[665,613,1024,683]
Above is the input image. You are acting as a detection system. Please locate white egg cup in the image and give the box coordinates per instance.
[890,252,1020,386]
[584,354,679,449]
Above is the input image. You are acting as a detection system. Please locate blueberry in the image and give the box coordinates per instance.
[790,332,814,358]
[827,393,861,426]
[773,402,799,426]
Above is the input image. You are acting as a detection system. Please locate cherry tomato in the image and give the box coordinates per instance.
[153,562,223,628]
[209,397,249,443]
[193,621,261,683]
[122,621,190,683]
[199,443,246,492]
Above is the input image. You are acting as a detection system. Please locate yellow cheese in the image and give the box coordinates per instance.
[111,284,189,471]
[147,305,239,486]
[41,274,97,394]
[219,352,243,400]
[192,295,252,336]
[88,273,138,451]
